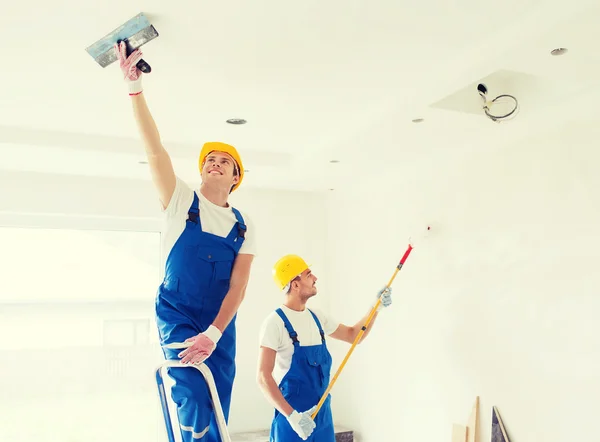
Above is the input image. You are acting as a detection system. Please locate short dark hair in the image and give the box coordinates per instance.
[285,275,301,294]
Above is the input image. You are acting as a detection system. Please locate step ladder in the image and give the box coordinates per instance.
[155,359,232,442]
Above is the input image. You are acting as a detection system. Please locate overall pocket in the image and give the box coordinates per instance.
[301,347,329,390]
[196,247,234,283]
[279,378,305,409]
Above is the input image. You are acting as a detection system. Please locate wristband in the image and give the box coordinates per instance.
[203,325,222,344]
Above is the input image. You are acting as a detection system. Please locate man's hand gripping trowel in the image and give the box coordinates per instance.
[85,12,159,73]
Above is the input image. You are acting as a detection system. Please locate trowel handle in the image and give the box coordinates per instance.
[137,59,151,74]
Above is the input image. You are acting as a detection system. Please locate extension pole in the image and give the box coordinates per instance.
[311,241,416,419]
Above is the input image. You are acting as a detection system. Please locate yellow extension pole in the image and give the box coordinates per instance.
[311,241,416,419]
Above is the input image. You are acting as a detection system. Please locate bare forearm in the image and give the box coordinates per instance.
[354,308,379,343]
[131,93,164,155]
[257,373,294,417]
[212,286,246,333]
[129,93,176,208]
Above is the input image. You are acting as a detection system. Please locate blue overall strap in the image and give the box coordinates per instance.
[275,308,300,347]
[187,193,201,228]
[307,309,325,343]
[229,206,247,242]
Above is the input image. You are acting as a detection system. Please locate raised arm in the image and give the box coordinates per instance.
[130,93,176,209]
[329,286,393,344]
[115,42,176,209]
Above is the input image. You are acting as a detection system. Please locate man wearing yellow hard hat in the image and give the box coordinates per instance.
[256,255,392,441]
[116,45,257,442]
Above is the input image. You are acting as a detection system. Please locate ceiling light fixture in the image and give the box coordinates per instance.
[550,47,568,56]
[226,118,247,125]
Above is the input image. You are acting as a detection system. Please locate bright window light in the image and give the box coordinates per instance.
[0,226,167,442]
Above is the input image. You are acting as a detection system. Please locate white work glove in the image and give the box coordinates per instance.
[376,286,392,311]
[114,41,144,96]
[286,406,317,440]
[178,325,222,365]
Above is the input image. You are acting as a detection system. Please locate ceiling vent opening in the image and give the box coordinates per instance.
[550,48,568,56]
[226,118,247,125]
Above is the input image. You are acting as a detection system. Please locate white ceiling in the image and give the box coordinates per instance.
[1,0,599,192]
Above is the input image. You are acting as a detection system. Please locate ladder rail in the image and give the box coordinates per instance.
[155,360,232,442]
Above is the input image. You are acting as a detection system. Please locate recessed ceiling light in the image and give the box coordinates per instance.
[550,47,568,56]
[412,118,424,123]
[226,118,247,125]
[329,160,340,163]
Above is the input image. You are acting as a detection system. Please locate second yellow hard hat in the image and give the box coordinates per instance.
[272,254,311,291]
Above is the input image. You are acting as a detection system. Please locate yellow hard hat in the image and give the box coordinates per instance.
[272,254,311,290]
[198,141,244,192]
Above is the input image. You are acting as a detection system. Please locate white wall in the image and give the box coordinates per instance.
[7,128,598,442]
[0,170,331,438]
[324,136,600,441]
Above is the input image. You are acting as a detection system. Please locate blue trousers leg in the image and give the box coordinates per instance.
[157,307,236,442]
[202,321,236,441]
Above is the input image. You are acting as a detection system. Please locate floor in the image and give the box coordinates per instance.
[230,425,354,441]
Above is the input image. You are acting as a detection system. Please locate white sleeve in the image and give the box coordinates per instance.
[238,212,258,256]
[258,314,283,351]
[310,308,341,336]
[162,176,194,218]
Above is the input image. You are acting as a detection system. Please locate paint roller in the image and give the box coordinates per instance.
[85,13,159,73]
[311,225,432,419]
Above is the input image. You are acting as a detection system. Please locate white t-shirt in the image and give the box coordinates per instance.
[161,176,257,263]
[259,305,341,385]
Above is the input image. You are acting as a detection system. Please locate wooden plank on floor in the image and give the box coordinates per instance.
[466,396,480,442]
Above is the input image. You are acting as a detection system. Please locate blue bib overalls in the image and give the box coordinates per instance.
[270,308,336,442]
[155,192,246,442]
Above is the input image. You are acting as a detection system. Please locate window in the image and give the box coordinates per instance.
[0,226,167,442]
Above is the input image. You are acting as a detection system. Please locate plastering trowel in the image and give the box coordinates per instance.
[85,12,159,73]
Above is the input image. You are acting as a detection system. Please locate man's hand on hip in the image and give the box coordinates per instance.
[286,405,317,440]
